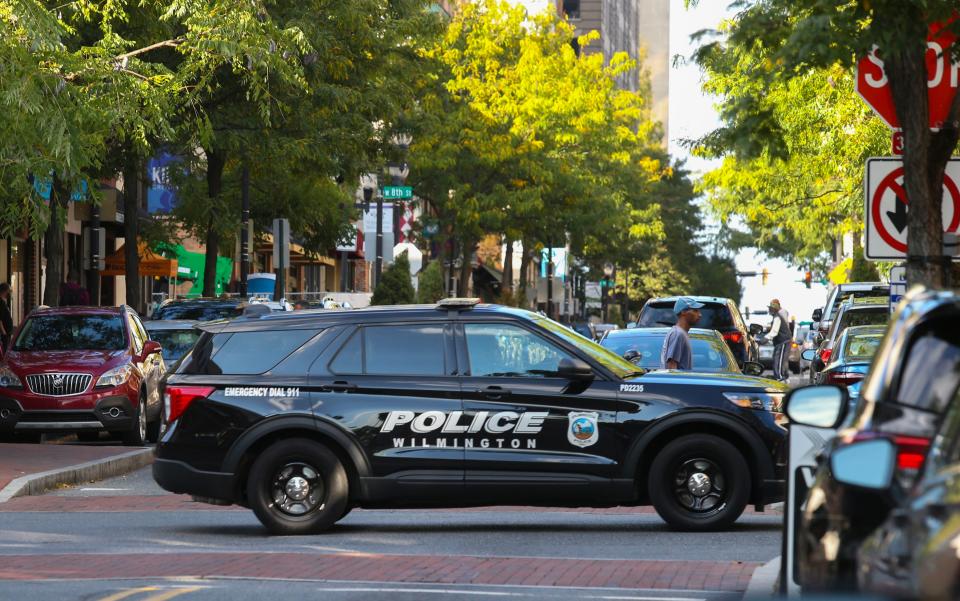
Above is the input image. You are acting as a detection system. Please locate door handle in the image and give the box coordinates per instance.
[325,381,356,393]
[478,385,510,400]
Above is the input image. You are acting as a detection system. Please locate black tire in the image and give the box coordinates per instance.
[246,438,349,535]
[122,397,147,446]
[648,434,750,531]
[146,399,162,443]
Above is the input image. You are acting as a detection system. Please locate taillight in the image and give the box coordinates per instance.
[852,433,932,471]
[820,348,832,363]
[824,371,864,387]
[723,331,743,344]
[165,386,215,424]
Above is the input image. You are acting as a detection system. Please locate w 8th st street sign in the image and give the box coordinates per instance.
[864,158,960,260]
[856,24,958,130]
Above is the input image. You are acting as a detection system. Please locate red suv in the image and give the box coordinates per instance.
[0,306,164,444]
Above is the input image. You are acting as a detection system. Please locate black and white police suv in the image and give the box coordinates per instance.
[153,299,788,535]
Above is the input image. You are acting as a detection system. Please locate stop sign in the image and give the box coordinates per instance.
[856,24,959,130]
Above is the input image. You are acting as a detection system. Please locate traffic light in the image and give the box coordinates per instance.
[761,268,769,286]
[803,271,812,289]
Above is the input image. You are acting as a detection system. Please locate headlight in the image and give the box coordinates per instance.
[96,364,134,388]
[0,365,22,388]
[724,392,784,412]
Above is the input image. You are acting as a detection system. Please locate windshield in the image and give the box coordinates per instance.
[148,328,201,363]
[832,307,888,339]
[637,302,734,329]
[153,303,242,321]
[15,315,126,352]
[532,316,639,378]
[602,331,738,373]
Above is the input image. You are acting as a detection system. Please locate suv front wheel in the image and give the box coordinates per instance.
[247,438,349,535]
[648,434,750,531]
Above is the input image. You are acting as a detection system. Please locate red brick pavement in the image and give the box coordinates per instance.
[0,494,782,515]
[0,551,760,591]
[0,443,137,491]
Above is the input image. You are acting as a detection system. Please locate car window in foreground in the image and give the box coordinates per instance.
[149,329,201,362]
[896,326,960,413]
[465,323,574,377]
[364,325,446,376]
[532,316,639,378]
[15,315,127,351]
[204,329,319,375]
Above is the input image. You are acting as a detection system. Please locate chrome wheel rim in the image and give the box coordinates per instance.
[270,462,325,517]
[673,458,726,514]
[137,402,146,442]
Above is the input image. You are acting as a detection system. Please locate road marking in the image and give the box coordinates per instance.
[141,586,204,601]
[312,587,706,600]
[80,488,128,492]
[97,586,159,601]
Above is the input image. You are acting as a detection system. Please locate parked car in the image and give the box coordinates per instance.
[599,327,764,376]
[812,282,889,344]
[0,306,164,444]
[568,321,597,341]
[784,287,960,592]
[636,296,760,366]
[757,337,775,371]
[814,325,885,398]
[809,296,889,383]
[788,322,811,373]
[144,320,201,371]
[152,297,245,321]
[799,328,819,373]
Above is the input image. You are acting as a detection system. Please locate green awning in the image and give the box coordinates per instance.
[156,242,233,296]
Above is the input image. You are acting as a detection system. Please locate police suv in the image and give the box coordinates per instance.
[153,299,788,535]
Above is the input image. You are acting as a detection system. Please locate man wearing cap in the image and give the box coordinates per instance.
[660,297,704,370]
[765,299,791,381]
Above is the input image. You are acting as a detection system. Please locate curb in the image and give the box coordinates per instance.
[744,555,780,599]
[0,448,153,503]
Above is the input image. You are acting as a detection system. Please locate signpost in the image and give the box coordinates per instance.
[272,218,290,299]
[863,157,960,260]
[889,265,907,314]
[381,186,413,200]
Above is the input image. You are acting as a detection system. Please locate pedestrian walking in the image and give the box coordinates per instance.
[765,299,791,381]
[660,297,704,370]
[0,283,12,354]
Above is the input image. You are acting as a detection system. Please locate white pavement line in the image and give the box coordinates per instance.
[312,588,706,600]
[0,448,153,503]
[743,556,780,599]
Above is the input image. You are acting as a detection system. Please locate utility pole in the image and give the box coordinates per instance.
[89,203,101,306]
[546,243,553,319]
[239,165,250,298]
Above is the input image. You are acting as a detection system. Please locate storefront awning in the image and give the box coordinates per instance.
[101,241,179,278]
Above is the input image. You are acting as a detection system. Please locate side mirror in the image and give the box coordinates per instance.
[800,349,818,362]
[142,340,162,357]
[623,349,641,363]
[830,439,897,490]
[749,324,764,336]
[784,385,848,429]
[558,357,594,381]
[812,308,823,322]
[742,361,764,376]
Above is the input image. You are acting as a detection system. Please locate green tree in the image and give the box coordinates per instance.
[416,260,445,304]
[849,245,881,282]
[688,0,960,287]
[372,252,416,305]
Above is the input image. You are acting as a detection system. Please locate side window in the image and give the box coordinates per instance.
[464,323,575,378]
[329,330,363,375]
[897,326,960,413]
[203,329,319,375]
[127,315,144,354]
[363,325,446,376]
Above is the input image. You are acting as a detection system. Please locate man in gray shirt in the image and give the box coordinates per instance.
[661,297,704,370]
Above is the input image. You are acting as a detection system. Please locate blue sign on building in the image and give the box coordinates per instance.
[147,152,180,214]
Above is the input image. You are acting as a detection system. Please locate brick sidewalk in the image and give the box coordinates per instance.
[0,551,760,591]
[0,443,140,492]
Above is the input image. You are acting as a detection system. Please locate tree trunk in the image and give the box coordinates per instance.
[123,162,141,313]
[502,238,513,295]
[203,151,225,297]
[518,238,531,308]
[457,238,474,297]
[42,177,67,307]
[885,24,960,288]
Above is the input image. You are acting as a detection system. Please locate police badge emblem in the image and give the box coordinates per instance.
[567,412,599,448]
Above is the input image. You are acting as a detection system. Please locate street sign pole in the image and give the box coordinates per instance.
[375,192,383,289]
[272,218,289,300]
[240,165,250,298]
[889,265,906,314]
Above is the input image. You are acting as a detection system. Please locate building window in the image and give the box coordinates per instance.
[563,0,580,19]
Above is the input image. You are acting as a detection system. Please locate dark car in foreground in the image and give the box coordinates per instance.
[154,299,787,535]
[144,320,201,371]
[636,296,759,366]
[0,306,164,444]
[152,297,244,321]
[599,327,764,376]
[785,287,960,592]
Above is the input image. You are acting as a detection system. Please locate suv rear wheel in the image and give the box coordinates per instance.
[247,438,348,535]
[648,434,750,531]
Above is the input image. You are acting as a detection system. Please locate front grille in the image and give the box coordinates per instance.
[20,411,98,423]
[26,373,92,397]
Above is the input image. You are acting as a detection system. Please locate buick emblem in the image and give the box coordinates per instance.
[52,375,64,389]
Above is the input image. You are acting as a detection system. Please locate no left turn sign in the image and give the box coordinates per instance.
[864,158,960,260]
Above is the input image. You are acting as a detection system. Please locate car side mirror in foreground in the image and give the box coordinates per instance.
[830,439,896,490]
[784,385,848,429]
[742,362,764,377]
[800,349,818,362]
[749,324,764,336]
[558,358,594,381]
